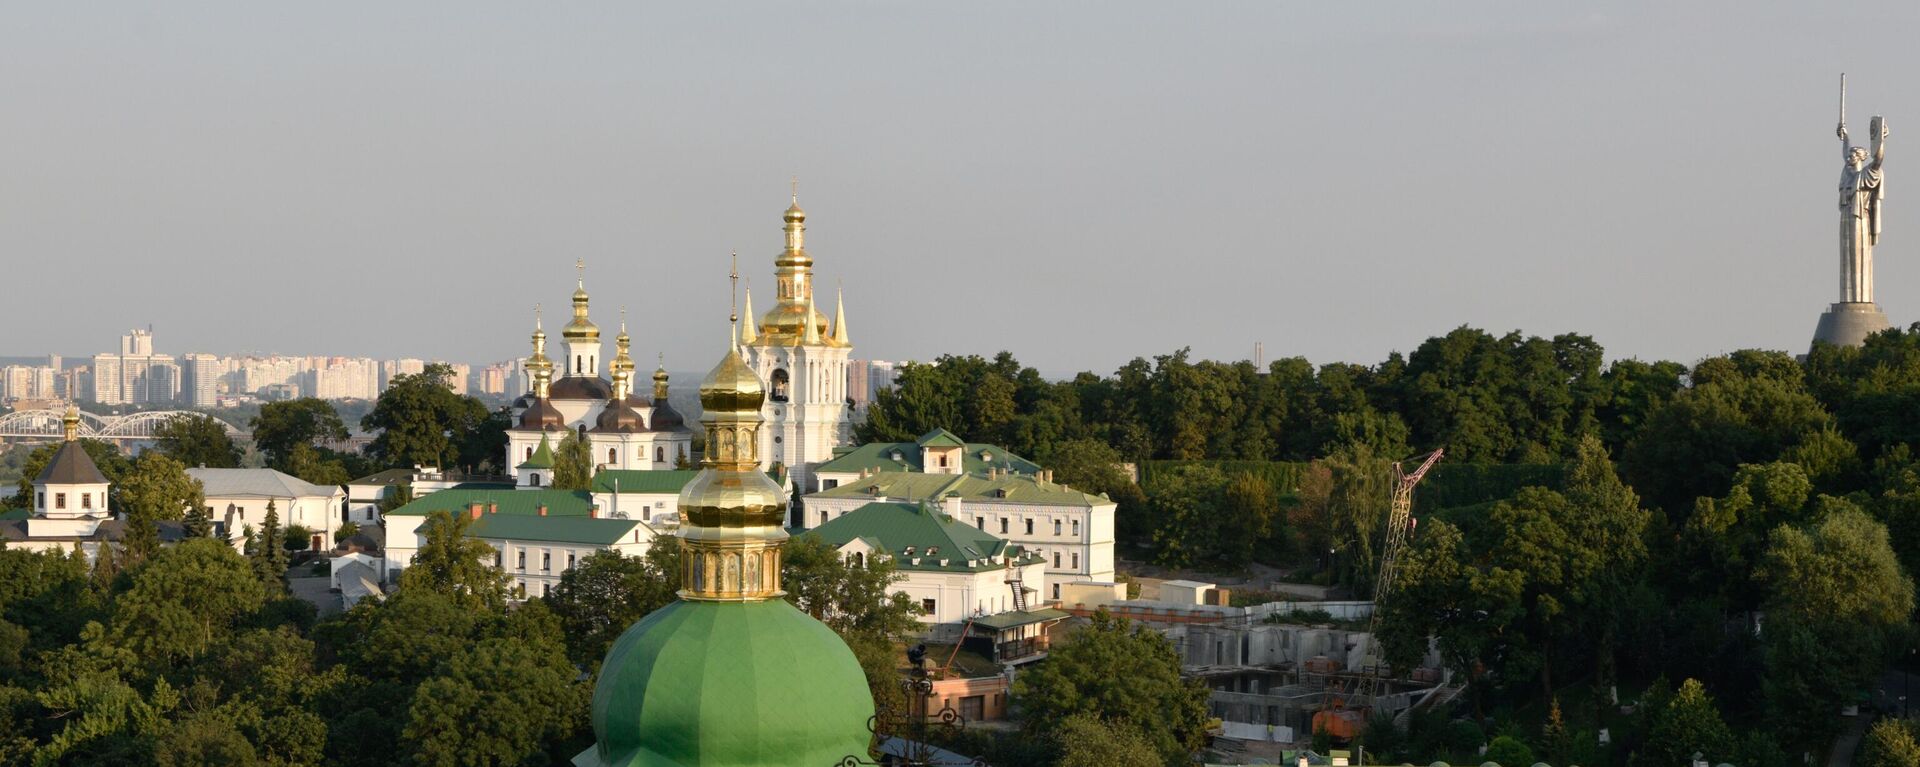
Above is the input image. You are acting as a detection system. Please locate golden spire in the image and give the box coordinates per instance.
[676,320,787,602]
[801,289,823,346]
[564,258,599,341]
[830,284,849,346]
[739,283,758,345]
[62,405,79,442]
[653,353,670,400]
[728,251,741,351]
[527,305,554,398]
[610,308,634,401]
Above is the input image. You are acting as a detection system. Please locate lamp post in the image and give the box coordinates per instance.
[837,644,985,766]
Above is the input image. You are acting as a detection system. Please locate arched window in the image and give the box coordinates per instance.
[575,356,583,374]
[770,369,790,402]
[608,448,617,464]
[525,446,533,459]
[530,473,542,487]
[656,446,664,463]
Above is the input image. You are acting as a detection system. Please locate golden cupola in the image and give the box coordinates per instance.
[610,313,636,398]
[526,309,555,398]
[754,196,843,347]
[563,261,600,342]
[674,339,788,601]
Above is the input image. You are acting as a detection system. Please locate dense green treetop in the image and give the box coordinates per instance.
[1013,609,1212,766]
[361,364,503,471]
[150,414,241,469]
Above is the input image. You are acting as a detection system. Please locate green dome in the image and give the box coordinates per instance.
[580,599,875,767]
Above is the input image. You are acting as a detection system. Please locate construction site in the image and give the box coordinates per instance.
[1060,450,1465,761]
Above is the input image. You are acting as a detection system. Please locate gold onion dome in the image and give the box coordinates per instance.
[754,197,845,347]
[564,262,599,341]
[697,348,765,421]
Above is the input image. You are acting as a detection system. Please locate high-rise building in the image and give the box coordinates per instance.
[91,328,177,405]
[180,353,223,408]
[479,363,511,396]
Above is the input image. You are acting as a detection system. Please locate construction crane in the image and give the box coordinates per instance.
[1353,449,1443,718]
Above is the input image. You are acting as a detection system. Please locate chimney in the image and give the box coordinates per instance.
[943,493,964,519]
[488,502,498,515]
[589,505,599,519]
[538,505,548,516]
[468,502,483,520]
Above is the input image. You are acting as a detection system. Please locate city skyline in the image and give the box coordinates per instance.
[5,3,1920,375]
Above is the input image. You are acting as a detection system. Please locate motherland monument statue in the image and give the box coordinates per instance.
[1813,73,1895,349]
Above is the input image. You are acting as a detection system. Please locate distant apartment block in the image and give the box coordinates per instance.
[91,328,178,405]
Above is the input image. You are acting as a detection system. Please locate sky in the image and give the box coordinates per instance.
[4,2,1920,377]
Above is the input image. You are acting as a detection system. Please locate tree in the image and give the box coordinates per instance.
[402,624,583,766]
[361,365,495,470]
[108,539,266,666]
[1220,471,1281,568]
[249,500,289,590]
[281,443,354,487]
[1758,504,1914,748]
[400,510,509,610]
[250,398,350,469]
[545,545,681,665]
[118,453,203,526]
[1054,712,1161,767]
[152,414,242,469]
[1862,718,1920,767]
[783,533,922,642]
[1143,464,1227,568]
[1641,679,1735,767]
[1013,609,1211,765]
[552,431,593,490]
[1483,735,1536,767]
[1622,371,1832,515]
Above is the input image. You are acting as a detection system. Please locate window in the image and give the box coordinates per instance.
[921,598,937,614]
[1053,584,1061,599]
[1024,519,1034,536]
[529,473,542,487]
[822,479,839,490]
[608,448,617,464]
[567,552,577,570]
[999,518,1008,534]
[543,582,551,597]
[1053,520,1061,536]
[770,369,790,402]
[54,493,65,510]
[542,552,551,572]
[1072,520,1080,536]
[656,447,665,462]
[494,551,502,568]
[938,454,948,468]
[81,493,92,510]
[976,516,985,530]
[517,550,526,570]
[1072,552,1079,569]
[1053,552,1061,568]
[525,446,533,459]
[35,492,43,509]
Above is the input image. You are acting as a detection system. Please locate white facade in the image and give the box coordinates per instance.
[808,490,1117,600]
[835,537,1047,625]
[188,468,348,549]
[741,199,856,490]
[382,506,657,595]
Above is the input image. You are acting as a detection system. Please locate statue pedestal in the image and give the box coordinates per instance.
[1812,302,1893,349]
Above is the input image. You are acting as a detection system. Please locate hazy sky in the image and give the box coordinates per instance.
[5,2,1919,376]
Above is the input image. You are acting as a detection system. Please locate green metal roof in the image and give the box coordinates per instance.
[804,501,1037,573]
[811,471,1111,507]
[810,433,1041,478]
[970,607,1071,631]
[386,488,593,517]
[472,514,641,546]
[518,434,556,470]
[388,488,643,545]
[916,428,966,448]
[582,599,874,767]
[591,469,702,494]
[0,509,27,521]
